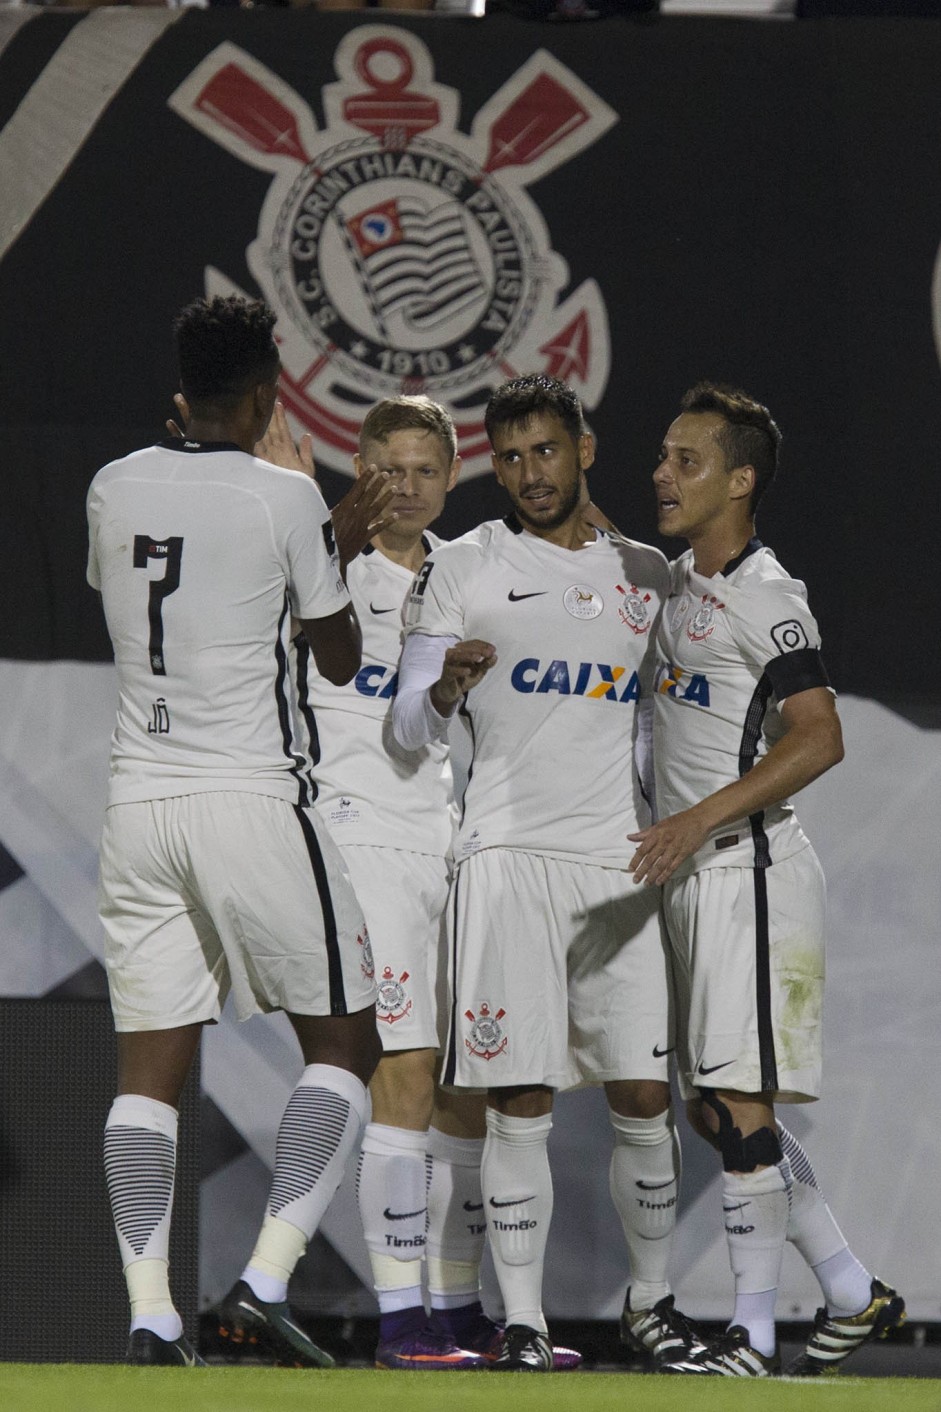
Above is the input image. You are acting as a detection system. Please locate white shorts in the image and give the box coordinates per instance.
[99,793,377,1031]
[339,844,450,1053]
[663,846,826,1104]
[441,848,673,1091]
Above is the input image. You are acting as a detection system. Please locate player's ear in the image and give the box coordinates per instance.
[446,456,462,492]
[728,463,755,503]
[577,433,596,473]
[254,377,278,422]
[491,452,505,488]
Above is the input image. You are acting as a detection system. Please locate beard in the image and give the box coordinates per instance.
[512,475,582,533]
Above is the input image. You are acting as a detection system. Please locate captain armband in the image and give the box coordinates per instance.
[764,646,830,702]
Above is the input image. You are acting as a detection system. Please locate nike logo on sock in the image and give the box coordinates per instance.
[635,1179,676,1191]
[652,1044,675,1058]
[488,1195,536,1208]
[383,1206,428,1221]
[462,1200,484,1212]
[370,603,397,614]
[507,590,547,601]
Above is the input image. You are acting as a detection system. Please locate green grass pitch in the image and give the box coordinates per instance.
[3,1366,940,1412]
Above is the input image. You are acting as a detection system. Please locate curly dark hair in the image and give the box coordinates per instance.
[484,374,585,448]
[174,295,279,408]
[681,381,781,513]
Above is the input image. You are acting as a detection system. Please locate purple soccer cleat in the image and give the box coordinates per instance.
[375,1324,489,1371]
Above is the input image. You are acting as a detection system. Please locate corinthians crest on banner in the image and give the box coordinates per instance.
[169,29,616,479]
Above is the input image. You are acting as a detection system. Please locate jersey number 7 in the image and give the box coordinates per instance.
[133,535,184,675]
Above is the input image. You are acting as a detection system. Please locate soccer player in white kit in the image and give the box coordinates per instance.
[87,296,389,1367]
[293,397,492,1369]
[629,382,905,1376]
[392,375,708,1372]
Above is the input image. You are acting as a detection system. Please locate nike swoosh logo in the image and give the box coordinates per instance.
[697,1059,734,1076]
[463,1200,484,1212]
[370,603,396,615]
[723,1202,751,1214]
[636,1179,676,1191]
[488,1195,536,1208]
[383,1206,427,1221]
[652,1044,675,1058]
[507,590,547,602]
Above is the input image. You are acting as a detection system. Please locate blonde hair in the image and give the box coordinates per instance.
[359,396,457,465]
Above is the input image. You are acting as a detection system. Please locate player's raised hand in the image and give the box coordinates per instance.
[166,392,190,440]
[255,400,319,484]
[331,465,397,569]
[431,639,498,713]
[627,808,711,886]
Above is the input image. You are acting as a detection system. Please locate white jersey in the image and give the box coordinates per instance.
[404,516,670,865]
[299,535,456,856]
[653,540,831,876]
[87,439,349,807]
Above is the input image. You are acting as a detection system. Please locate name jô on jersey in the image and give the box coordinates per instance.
[510,658,641,702]
[655,663,711,708]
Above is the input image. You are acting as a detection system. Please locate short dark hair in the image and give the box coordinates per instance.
[174,295,279,409]
[360,395,457,464]
[681,381,781,513]
[485,374,585,448]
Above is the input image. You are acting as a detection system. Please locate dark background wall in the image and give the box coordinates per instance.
[1,11,939,719]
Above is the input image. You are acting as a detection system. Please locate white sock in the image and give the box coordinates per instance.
[243,1064,367,1303]
[777,1124,873,1315]
[357,1122,428,1311]
[426,1128,486,1305]
[608,1108,679,1309]
[723,1160,791,1356]
[481,1109,553,1334]
[104,1094,182,1339]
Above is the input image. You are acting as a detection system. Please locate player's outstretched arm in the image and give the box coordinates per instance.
[298,603,362,687]
[330,465,397,575]
[255,400,319,483]
[429,639,498,716]
[628,686,844,886]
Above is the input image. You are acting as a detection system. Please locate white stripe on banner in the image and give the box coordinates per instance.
[0,7,184,261]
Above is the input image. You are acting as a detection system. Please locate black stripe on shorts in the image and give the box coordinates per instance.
[292,805,347,1016]
[751,864,778,1092]
[739,674,778,1091]
[442,867,462,1087]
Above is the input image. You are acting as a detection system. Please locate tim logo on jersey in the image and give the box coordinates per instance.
[511,658,641,701]
[656,662,711,708]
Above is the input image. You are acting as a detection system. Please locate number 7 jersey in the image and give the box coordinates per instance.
[86,440,349,806]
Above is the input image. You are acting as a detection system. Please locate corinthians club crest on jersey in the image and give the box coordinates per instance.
[464,1001,508,1060]
[358,930,375,981]
[376,966,412,1024]
[169,30,616,480]
[687,594,725,643]
[616,583,652,635]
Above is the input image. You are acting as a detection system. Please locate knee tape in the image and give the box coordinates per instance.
[700,1089,782,1173]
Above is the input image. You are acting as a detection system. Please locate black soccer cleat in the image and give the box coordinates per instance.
[662,1323,780,1376]
[216,1278,335,1368]
[785,1278,906,1376]
[491,1323,555,1372]
[620,1289,711,1370]
[127,1328,206,1366]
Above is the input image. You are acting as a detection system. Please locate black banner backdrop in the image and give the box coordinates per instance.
[1,12,940,714]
